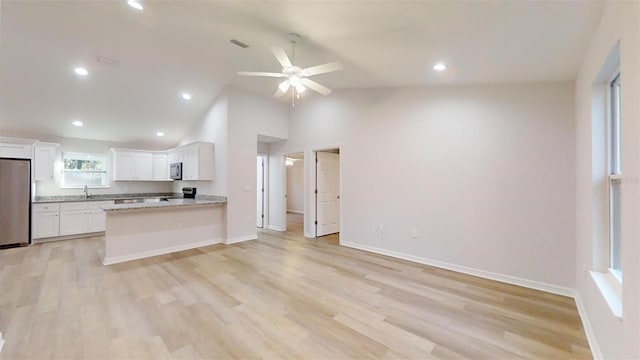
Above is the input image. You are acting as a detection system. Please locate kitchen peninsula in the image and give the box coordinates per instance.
[100,195,227,265]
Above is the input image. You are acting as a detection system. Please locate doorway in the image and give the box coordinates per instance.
[256,155,267,228]
[285,152,304,234]
[315,149,340,238]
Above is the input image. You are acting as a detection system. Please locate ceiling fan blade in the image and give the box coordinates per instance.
[301,78,332,96]
[270,46,292,68]
[302,61,343,76]
[237,71,284,77]
[273,80,290,97]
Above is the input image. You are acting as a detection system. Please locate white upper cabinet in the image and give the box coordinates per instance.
[34,142,59,181]
[113,151,135,181]
[174,142,213,181]
[0,137,36,159]
[153,153,169,180]
[112,149,172,182]
[134,152,153,180]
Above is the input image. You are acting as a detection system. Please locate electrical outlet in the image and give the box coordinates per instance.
[375,224,383,233]
[411,229,418,239]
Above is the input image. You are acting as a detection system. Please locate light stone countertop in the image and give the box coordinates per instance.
[100,197,227,212]
[33,193,180,204]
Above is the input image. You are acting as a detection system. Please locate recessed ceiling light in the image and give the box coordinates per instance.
[72,120,83,127]
[156,132,165,137]
[433,63,446,71]
[127,0,143,10]
[181,93,192,100]
[74,67,89,76]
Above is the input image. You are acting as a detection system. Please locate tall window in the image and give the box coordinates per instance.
[62,152,109,188]
[608,73,622,279]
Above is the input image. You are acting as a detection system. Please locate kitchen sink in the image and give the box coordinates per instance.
[114,197,170,204]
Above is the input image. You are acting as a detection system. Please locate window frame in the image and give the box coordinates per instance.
[61,152,110,189]
[606,69,622,282]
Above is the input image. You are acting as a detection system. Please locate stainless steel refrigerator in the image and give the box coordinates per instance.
[0,158,31,247]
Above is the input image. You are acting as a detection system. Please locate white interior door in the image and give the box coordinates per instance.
[257,156,264,228]
[316,152,340,236]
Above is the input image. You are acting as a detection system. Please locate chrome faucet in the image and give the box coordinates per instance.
[83,185,89,199]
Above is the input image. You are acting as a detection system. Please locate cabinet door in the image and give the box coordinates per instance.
[114,152,134,181]
[134,152,153,180]
[59,210,87,236]
[153,154,168,180]
[86,209,106,232]
[34,147,56,181]
[33,212,60,239]
[0,143,32,159]
[168,152,179,165]
[182,148,198,180]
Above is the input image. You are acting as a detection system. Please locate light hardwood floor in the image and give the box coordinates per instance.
[0,225,591,359]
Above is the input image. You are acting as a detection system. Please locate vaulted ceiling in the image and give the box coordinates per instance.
[0,1,604,147]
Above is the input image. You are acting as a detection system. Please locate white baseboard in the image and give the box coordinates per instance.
[304,232,314,238]
[267,225,284,231]
[287,210,304,214]
[103,238,223,265]
[0,331,4,354]
[226,235,257,244]
[340,241,575,297]
[574,292,602,360]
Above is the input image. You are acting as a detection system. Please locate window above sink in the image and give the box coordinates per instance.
[61,152,109,189]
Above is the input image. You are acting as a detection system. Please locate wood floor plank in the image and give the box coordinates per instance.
[0,225,592,359]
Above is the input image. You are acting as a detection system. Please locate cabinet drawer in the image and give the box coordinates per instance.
[34,203,60,213]
[60,202,87,211]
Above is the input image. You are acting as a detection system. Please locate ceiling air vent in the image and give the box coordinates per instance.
[230,39,249,48]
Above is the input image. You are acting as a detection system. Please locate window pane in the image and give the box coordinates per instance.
[63,171,107,187]
[610,180,622,272]
[61,152,109,188]
[608,73,622,276]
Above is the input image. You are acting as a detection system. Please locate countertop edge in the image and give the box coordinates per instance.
[101,200,227,212]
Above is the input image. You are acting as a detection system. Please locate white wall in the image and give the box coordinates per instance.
[174,91,228,195]
[574,2,640,359]
[257,141,270,155]
[35,137,173,196]
[226,87,288,241]
[176,86,288,242]
[270,82,576,290]
[286,159,304,213]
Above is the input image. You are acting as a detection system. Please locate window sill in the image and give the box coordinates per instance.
[590,270,622,319]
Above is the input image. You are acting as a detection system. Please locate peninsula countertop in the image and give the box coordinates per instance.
[100,196,227,212]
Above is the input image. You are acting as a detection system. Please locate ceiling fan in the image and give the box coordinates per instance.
[238,33,343,99]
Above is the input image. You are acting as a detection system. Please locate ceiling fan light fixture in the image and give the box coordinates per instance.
[127,0,143,10]
[278,80,290,93]
[289,75,302,88]
[295,84,305,93]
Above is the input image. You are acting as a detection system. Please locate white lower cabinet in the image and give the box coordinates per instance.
[33,203,60,239]
[59,209,87,236]
[86,209,106,233]
[60,201,111,236]
[34,201,111,239]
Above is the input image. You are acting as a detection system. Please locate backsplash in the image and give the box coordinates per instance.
[35,180,173,197]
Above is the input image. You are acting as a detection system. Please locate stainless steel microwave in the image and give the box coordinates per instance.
[170,162,182,180]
